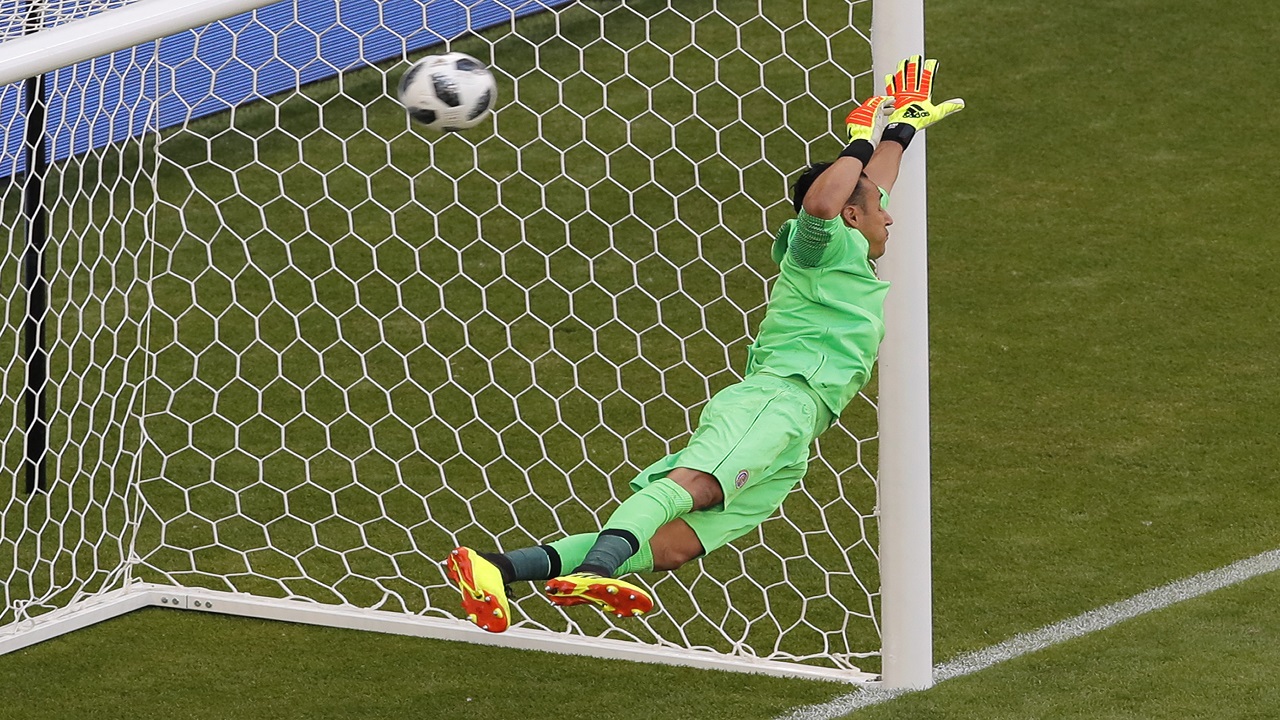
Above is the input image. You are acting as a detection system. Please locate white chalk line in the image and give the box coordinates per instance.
[776,547,1280,720]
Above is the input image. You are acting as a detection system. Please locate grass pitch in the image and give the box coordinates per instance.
[130,0,882,667]
[4,0,882,673]
[4,0,1280,717]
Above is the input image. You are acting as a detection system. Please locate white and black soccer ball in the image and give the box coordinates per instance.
[397,52,497,132]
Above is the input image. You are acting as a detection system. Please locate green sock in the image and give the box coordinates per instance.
[618,539,654,574]
[603,476,695,541]
[546,533,654,576]
[547,533,596,575]
[578,477,693,576]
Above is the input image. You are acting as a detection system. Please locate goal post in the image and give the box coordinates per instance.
[0,0,932,687]
[872,0,934,689]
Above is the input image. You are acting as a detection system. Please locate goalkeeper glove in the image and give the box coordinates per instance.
[841,95,893,165]
[881,55,965,149]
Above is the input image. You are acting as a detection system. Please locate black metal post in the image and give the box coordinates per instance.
[21,1,49,495]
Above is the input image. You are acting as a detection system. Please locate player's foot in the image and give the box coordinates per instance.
[444,546,511,632]
[544,572,654,618]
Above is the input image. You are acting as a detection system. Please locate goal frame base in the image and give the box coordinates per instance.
[0,583,882,684]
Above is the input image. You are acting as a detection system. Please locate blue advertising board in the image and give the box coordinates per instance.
[1,0,569,177]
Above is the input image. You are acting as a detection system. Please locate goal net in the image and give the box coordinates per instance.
[0,0,924,682]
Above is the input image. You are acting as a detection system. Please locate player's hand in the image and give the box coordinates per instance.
[844,95,893,145]
[882,55,964,147]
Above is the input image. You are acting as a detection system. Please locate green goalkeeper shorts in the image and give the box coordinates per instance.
[628,372,832,554]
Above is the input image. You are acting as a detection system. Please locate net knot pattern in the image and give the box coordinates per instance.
[2,0,884,672]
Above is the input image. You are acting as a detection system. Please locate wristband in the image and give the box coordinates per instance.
[838,139,874,165]
[880,122,916,150]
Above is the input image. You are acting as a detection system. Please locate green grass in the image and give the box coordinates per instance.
[9,572,1280,720]
[4,0,1280,717]
[0,607,845,720]
[924,0,1280,660]
[4,0,882,673]
[126,0,883,667]
[854,572,1280,720]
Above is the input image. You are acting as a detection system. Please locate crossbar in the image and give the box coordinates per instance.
[0,0,282,87]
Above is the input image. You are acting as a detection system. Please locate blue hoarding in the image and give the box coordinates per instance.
[1,0,568,177]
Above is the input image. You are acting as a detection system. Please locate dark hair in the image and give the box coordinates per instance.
[790,163,873,214]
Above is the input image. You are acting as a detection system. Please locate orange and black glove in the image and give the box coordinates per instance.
[840,94,893,165]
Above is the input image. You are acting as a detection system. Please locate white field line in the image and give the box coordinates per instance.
[777,547,1280,720]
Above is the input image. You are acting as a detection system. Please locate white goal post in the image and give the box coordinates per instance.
[0,0,931,687]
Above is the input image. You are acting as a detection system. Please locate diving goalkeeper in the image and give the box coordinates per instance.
[445,56,964,632]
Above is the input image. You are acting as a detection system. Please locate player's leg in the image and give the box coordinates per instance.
[648,517,705,571]
[480,535,594,585]
[446,532,660,629]
[676,457,809,566]
[530,455,809,619]
[541,468,719,616]
[454,376,823,624]
[548,374,822,616]
[554,376,785,584]
[647,455,809,572]
[444,532,596,631]
[536,516,715,615]
[574,467,722,578]
[564,374,813,580]
[542,457,809,618]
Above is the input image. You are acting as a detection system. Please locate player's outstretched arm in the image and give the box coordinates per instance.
[802,94,891,220]
[864,141,904,196]
[865,55,966,194]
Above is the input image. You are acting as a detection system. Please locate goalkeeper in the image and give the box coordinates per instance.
[445,56,964,632]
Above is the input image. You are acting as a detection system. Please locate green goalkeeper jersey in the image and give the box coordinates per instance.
[745,189,892,418]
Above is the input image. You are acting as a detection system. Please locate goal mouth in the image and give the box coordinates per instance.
[1,0,929,684]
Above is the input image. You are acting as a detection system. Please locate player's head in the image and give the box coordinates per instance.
[791,163,894,259]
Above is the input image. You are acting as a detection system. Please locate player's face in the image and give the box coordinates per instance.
[843,181,894,259]
[863,201,894,259]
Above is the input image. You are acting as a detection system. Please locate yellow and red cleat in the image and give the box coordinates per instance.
[444,546,511,633]
[544,572,654,618]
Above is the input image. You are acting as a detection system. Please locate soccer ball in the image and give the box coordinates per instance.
[397,52,497,132]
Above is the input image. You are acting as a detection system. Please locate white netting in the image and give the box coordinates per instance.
[3,0,884,672]
[0,0,155,629]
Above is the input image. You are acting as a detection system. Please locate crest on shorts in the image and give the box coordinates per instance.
[735,470,750,489]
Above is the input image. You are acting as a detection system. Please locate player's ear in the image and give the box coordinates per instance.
[841,202,860,228]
